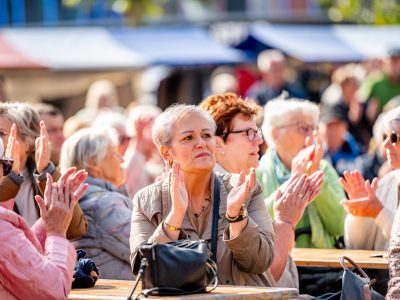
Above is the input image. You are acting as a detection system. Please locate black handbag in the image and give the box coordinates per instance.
[127,176,221,299]
[314,256,384,300]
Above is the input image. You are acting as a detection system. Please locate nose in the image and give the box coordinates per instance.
[383,136,392,150]
[196,137,206,148]
[253,133,263,145]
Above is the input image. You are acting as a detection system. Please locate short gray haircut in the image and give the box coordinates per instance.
[60,126,119,173]
[152,103,216,149]
[262,98,320,148]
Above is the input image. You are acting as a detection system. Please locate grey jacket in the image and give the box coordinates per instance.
[73,176,133,280]
[129,172,276,287]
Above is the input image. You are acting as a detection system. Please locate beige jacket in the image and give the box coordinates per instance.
[129,172,276,287]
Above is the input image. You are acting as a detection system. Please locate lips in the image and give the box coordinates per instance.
[195,152,210,158]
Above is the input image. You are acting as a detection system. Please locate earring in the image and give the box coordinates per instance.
[219,151,225,156]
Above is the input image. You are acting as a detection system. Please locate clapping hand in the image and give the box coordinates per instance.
[340,171,383,218]
[291,137,323,176]
[34,167,88,237]
[170,161,188,214]
[35,121,51,173]
[274,170,324,228]
[5,124,21,173]
[226,168,256,217]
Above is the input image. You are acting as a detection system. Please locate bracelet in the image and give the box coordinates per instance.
[275,217,295,232]
[226,205,248,223]
[164,222,181,232]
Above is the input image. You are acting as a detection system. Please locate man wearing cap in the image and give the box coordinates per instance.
[360,47,400,121]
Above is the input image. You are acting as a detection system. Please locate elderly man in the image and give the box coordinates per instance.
[246,50,306,106]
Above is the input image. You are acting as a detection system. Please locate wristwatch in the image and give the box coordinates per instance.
[226,205,248,223]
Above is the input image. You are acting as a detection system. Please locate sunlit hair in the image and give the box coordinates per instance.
[200,92,260,141]
[262,98,320,148]
[382,105,400,133]
[60,126,119,173]
[0,102,40,157]
[152,103,216,149]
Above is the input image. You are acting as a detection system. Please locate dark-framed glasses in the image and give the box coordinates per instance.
[224,128,262,142]
[0,158,13,176]
[383,131,400,144]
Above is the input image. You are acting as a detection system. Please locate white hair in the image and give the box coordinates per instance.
[152,104,216,149]
[262,98,320,148]
[126,105,162,138]
[257,50,285,73]
[60,126,119,173]
[382,105,400,133]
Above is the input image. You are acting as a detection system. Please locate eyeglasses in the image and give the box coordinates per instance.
[278,122,319,136]
[0,158,13,176]
[383,131,400,144]
[223,128,262,142]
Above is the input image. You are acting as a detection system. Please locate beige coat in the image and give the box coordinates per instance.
[129,172,277,287]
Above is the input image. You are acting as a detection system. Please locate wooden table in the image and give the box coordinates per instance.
[69,279,299,300]
[292,248,388,269]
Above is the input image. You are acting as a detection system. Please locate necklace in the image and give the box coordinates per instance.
[193,196,211,218]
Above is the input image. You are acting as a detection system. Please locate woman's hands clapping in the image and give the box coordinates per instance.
[226,168,256,218]
[5,124,21,173]
[291,137,323,176]
[34,167,88,237]
[339,170,383,218]
[274,170,324,228]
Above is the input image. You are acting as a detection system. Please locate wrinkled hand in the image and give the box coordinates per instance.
[170,161,188,214]
[227,168,256,217]
[340,177,383,218]
[35,121,51,173]
[35,174,76,236]
[5,124,21,173]
[291,145,314,175]
[339,170,369,199]
[274,170,324,227]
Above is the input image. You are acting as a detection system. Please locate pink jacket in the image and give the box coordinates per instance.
[0,206,76,300]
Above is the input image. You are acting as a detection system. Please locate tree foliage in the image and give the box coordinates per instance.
[318,0,400,24]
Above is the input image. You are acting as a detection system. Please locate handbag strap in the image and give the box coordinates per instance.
[211,175,221,263]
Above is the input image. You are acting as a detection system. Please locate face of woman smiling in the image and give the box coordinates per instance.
[167,113,216,174]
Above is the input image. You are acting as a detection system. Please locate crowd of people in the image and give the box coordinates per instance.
[1,46,400,299]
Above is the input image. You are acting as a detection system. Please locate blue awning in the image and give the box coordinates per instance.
[111,27,246,66]
[0,26,246,70]
[237,23,400,62]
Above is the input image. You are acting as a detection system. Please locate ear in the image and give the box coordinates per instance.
[215,136,225,153]
[271,127,279,142]
[160,145,170,161]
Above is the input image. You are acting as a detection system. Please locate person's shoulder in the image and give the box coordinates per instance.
[133,178,165,212]
[380,169,400,185]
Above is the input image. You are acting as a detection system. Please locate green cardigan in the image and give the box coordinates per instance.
[257,149,347,249]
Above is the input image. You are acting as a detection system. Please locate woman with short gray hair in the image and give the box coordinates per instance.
[130,103,277,287]
[61,127,133,280]
[258,98,346,249]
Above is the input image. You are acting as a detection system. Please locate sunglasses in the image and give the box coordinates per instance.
[383,131,400,144]
[0,158,13,176]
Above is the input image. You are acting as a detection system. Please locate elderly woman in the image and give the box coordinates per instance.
[60,127,133,280]
[0,102,86,238]
[341,105,400,251]
[200,93,323,288]
[0,136,89,299]
[259,98,346,249]
[129,103,318,287]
